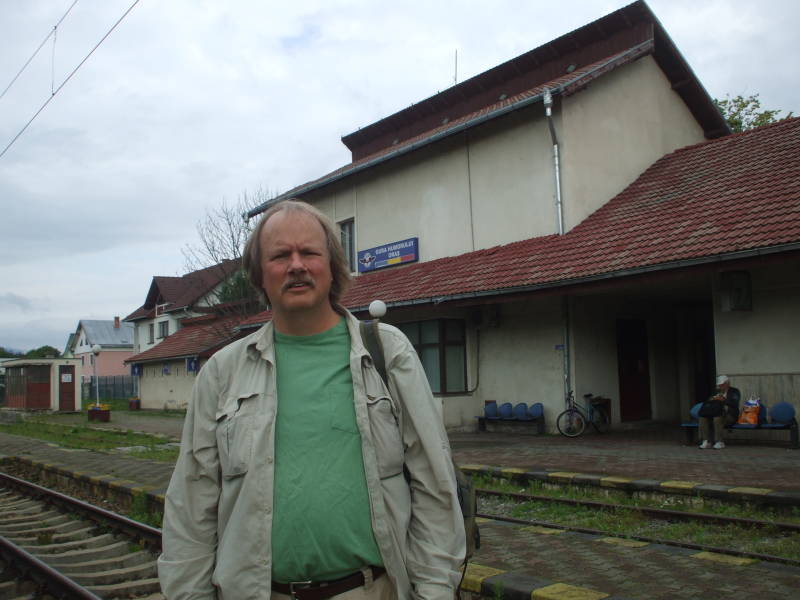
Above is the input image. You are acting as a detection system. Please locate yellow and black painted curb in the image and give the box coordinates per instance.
[460,464,800,507]
[462,562,626,600]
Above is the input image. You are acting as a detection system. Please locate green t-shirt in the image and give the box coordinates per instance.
[271,318,383,582]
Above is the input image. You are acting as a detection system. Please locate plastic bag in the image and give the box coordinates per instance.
[737,396,761,425]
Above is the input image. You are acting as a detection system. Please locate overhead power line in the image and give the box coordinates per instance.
[0,0,142,160]
[0,0,80,102]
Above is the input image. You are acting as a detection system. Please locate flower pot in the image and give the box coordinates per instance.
[128,398,141,410]
[88,408,111,422]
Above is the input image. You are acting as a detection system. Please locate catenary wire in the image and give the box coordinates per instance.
[0,0,141,160]
[0,0,79,101]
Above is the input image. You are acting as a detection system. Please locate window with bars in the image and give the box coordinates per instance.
[339,219,355,272]
[397,319,466,394]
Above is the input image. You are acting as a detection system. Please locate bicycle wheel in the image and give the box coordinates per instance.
[556,408,586,437]
[590,407,610,433]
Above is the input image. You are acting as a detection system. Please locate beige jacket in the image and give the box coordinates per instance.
[157,311,466,600]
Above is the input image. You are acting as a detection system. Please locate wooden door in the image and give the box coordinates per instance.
[59,365,76,411]
[26,365,50,409]
[616,319,652,421]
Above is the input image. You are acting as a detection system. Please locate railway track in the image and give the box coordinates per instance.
[477,487,800,567]
[0,472,163,600]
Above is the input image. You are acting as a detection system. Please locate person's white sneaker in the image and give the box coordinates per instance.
[713,441,725,449]
[699,440,711,449]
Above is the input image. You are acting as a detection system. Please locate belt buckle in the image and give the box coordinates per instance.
[288,580,313,599]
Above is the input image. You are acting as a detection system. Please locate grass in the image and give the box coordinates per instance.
[0,420,179,462]
[473,474,800,524]
[84,397,185,416]
[128,446,180,462]
[475,474,800,561]
[129,491,163,528]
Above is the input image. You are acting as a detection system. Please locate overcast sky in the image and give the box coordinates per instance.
[1,0,797,353]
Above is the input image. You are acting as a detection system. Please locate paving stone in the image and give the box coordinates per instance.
[3,414,800,599]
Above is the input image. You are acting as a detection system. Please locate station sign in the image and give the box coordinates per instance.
[357,237,419,273]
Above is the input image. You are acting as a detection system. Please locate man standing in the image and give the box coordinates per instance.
[699,375,741,450]
[158,200,466,599]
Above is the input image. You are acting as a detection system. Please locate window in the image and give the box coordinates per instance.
[158,321,169,339]
[397,319,466,393]
[339,219,355,272]
[148,324,154,344]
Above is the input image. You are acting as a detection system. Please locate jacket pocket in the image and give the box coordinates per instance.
[367,395,404,480]
[215,393,257,479]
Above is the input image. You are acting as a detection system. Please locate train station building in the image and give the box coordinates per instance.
[237,1,800,431]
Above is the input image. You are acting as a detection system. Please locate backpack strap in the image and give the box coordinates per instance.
[358,318,478,587]
[359,320,387,386]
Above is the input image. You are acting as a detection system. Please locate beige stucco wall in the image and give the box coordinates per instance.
[560,55,706,230]
[138,358,207,410]
[713,260,800,404]
[306,108,558,264]
[302,56,706,269]
[475,298,565,431]
[309,137,476,262]
[571,296,620,420]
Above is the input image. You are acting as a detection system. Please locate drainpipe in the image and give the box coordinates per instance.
[543,88,571,401]
[543,88,564,235]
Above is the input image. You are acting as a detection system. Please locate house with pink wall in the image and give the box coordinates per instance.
[66,317,135,380]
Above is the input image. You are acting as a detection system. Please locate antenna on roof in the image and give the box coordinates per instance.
[454,49,458,85]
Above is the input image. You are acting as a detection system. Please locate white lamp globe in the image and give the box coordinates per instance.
[368,299,387,319]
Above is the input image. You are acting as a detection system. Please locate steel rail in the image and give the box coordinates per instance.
[0,534,104,600]
[476,511,800,568]
[477,488,800,533]
[0,471,162,552]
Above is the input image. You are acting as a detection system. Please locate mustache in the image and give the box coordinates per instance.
[282,277,314,292]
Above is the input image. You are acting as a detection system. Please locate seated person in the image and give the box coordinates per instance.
[699,375,741,449]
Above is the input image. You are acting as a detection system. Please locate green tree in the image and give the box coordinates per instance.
[714,93,793,133]
[25,345,61,358]
[0,347,23,358]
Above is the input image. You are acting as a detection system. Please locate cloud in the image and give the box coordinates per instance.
[0,0,798,353]
[0,292,34,312]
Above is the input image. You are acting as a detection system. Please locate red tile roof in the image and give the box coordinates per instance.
[242,117,800,327]
[124,259,240,321]
[126,315,245,363]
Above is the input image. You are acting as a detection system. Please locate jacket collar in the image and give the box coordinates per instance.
[245,309,372,363]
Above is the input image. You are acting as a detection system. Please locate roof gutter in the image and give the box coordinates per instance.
[347,242,800,312]
[246,42,653,220]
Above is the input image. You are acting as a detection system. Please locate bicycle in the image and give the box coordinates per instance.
[556,391,611,437]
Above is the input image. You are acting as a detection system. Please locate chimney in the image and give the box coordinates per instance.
[114,316,120,329]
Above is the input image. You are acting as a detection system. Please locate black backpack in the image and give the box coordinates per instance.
[358,320,480,563]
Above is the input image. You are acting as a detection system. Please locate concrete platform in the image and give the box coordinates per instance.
[2,413,799,599]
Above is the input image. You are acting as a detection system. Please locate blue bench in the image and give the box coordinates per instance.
[681,401,798,448]
[477,401,545,434]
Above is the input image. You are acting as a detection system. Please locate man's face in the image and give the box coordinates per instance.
[259,210,333,319]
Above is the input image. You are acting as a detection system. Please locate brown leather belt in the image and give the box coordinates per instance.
[272,566,385,600]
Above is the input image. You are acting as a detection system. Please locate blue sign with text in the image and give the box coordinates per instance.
[357,237,419,273]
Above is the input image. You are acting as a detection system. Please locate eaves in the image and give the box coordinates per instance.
[348,242,800,313]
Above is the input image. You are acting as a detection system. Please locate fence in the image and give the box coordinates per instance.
[82,375,138,402]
